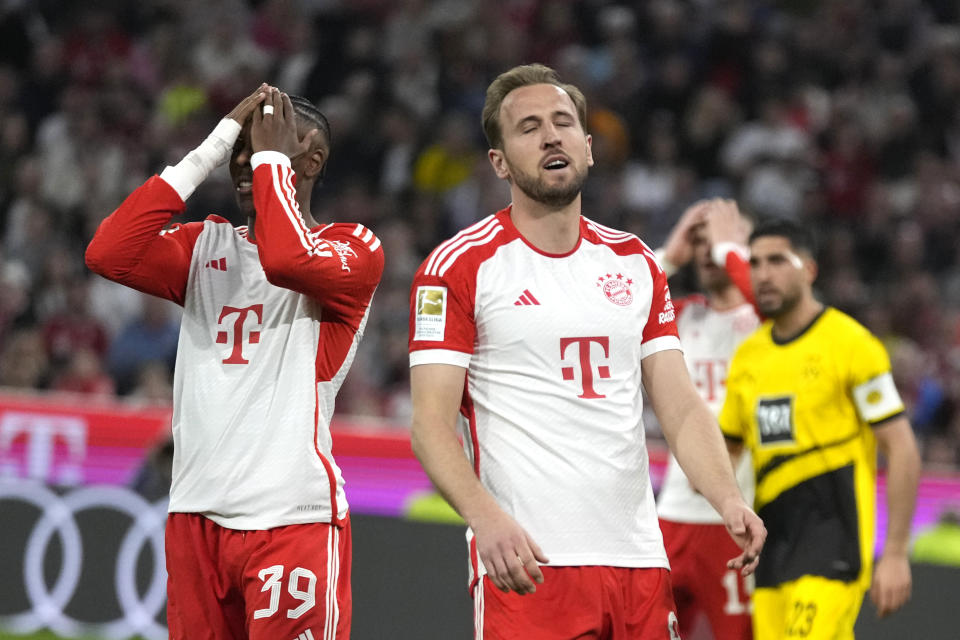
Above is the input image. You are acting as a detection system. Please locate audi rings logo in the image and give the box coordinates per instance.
[0,480,169,639]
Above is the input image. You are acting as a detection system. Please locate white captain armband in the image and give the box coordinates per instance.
[160,118,241,201]
[852,372,905,424]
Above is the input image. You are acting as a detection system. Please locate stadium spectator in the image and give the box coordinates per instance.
[106,293,180,394]
[656,199,759,640]
[0,0,955,468]
[49,346,115,397]
[128,360,174,405]
[0,328,49,390]
[41,276,109,369]
[130,434,174,502]
[0,257,33,345]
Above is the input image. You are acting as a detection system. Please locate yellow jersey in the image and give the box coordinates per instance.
[719,307,904,589]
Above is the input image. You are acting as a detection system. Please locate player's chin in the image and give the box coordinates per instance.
[234,193,255,217]
[755,293,781,315]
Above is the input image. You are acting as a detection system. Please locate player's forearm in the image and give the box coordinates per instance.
[159,118,240,201]
[881,429,921,556]
[645,350,746,513]
[410,418,500,528]
[668,402,744,514]
[250,157,384,310]
[251,154,315,282]
[87,118,238,282]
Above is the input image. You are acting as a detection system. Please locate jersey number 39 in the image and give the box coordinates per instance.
[254,564,316,619]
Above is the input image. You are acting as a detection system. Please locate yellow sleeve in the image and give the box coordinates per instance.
[848,331,905,425]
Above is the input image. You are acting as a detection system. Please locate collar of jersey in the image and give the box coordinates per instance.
[771,306,829,346]
[499,206,584,258]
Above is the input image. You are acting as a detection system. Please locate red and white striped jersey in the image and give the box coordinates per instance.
[86,151,383,529]
[409,207,680,582]
[657,278,759,523]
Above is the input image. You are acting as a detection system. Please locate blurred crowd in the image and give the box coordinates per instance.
[0,0,959,468]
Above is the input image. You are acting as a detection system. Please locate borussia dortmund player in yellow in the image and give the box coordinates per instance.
[720,218,921,639]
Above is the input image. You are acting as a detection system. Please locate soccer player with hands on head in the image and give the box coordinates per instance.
[87,83,383,639]
[656,197,760,640]
[408,63,765,639]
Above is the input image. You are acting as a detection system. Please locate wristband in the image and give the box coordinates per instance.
[653,247,678,278]
[160,119,242,201]
[710,242,749,268]
[250,150,291,170]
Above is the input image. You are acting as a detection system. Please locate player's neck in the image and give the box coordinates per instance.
[509,193,582,254]
[771,296,824,341]
[707,283,746,312]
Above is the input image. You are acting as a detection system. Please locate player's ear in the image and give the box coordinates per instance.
[488,148,510,180]
[302,147,327,180]
[803,255,818,284]
[585,133,594,167]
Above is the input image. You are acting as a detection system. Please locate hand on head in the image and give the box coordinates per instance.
[703,198,750,247]
[662,201,710,268]
[226,83,269,126]
[251,87,319,159]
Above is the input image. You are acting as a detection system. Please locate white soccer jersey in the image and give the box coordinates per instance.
[409,208,681,583]
[86,153,384,530]
[657,296,759,523]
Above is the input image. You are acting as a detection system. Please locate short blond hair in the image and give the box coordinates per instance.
[482,64,588,149]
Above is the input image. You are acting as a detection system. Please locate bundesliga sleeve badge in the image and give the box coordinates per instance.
[414,286,448,341]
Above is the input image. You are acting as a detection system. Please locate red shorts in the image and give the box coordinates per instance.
[474,566,682,639]
[659,519,752,640]
[165,513,351,640]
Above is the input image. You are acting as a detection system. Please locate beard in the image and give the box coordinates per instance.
[757,285,802,318]
[507,159,588,209]
[698,264,731,294]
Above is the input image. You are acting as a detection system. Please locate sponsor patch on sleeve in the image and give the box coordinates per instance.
[414,286,447,342]
[658,289,675,324]
[852,372,904,423]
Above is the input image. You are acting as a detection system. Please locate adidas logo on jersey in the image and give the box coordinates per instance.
[292,630,315,640]
[205,257,227,271]
[513,289,541,306]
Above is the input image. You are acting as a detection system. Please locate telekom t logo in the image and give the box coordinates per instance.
[217,304,264,364]
[560,336,611,399]
[0,412,87,484]
[692,359,728,403]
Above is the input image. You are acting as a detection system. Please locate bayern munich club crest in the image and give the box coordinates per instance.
[596,272,634,306]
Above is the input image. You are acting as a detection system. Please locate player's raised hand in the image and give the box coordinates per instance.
[226,83,269,126]
[870,552,911,618]
[722,500,766,576]
[471,505,549,595]
[251,89,319,159]
[662,200,710,268]
[704,198,749,248]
